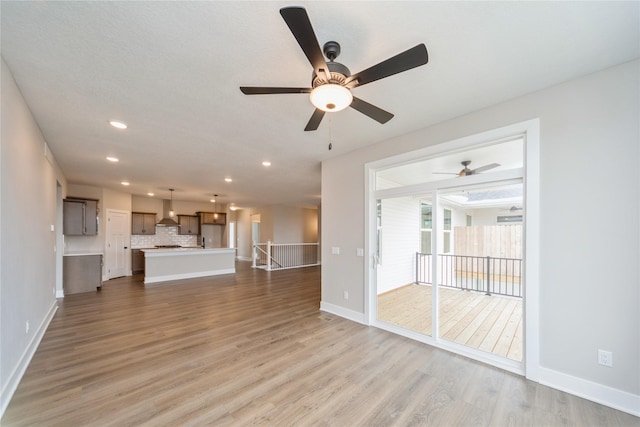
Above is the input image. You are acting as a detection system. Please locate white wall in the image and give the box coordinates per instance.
[273,206,319,243]
[235,206,320,261]
[321,60,639,409]
[376,196,420,294]
[235,209,252,260]
[1,58,67,414]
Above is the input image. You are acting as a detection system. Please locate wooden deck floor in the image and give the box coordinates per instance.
[378,284,523,361]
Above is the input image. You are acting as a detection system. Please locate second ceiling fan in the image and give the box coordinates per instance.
[434,160,501,177]
[240,6,429,131]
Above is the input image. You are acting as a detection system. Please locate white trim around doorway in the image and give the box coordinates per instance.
[364,118,540,381]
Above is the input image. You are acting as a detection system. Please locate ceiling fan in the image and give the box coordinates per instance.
[239,6,429,131]
[501,206,523,212]
[434,160,501,177]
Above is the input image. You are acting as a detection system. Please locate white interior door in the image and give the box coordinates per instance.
[106,210,129,279]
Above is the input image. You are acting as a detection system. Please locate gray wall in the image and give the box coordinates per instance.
[1,58,67,412]
[322,61,639,400]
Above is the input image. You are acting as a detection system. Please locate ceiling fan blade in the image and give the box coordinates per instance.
[304,108,325,131]
[350,97,394,124]
[280,7,331,81]
[471,163,501,174]
[345,44,428,88]
[432,172,459,175]
[240,87,311,95]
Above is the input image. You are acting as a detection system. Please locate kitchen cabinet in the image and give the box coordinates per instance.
[63,198,98,235]
[132,212,157,235]
[197,211,226,225]
[178,215,199,235]
[63,253,102,294]
[132,249,145,274]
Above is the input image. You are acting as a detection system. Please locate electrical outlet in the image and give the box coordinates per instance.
[343,290,349,300]
[598,349,613,367]
[25,321,30,334]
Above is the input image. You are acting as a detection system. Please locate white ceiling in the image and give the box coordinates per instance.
[2,1,638,208]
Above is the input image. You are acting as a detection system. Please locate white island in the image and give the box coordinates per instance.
[141,247,235,285]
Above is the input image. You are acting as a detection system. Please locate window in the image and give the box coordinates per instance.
[421,203,432,254]
[466,215,472,226]
[443,208,451,253]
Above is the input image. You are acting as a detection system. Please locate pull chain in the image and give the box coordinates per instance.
[328,114,333,150]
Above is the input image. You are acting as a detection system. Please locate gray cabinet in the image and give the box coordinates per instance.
[178,215,199,235]
[132,249,145,274]
[63,254,102,295]
[63,198,98,235]
[132,212,156,235]
[197,211,226,225]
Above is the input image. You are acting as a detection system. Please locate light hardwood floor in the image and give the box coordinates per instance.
[378,284,523,361]
[2,262,637,426]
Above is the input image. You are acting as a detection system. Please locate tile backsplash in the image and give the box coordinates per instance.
[131,226,198,248]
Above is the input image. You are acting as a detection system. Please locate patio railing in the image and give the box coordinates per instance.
[416,253,522,298]
[253,241,320,271]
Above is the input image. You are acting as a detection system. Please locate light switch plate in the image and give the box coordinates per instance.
[331,247,340,255]
[356,248,364,256]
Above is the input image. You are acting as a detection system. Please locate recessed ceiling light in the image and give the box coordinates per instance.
[230,206,238,211]
[121,181,130,186]
[106,156,119,162]
[147,192,154,197]
[109,120,127,129]
[224,178,232,183]
[262,161,271,167]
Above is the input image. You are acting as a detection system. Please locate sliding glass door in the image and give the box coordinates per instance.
[371,135,526,370]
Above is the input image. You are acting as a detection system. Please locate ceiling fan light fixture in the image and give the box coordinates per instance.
[309,84,352,112]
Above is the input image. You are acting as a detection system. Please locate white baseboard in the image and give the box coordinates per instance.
[55,289,64,298]
[1,300,58,418]
[320,301,368,325]
[539,367,640,417]
[236,256,252,262]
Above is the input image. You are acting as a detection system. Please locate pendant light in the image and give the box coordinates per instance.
[213,194,219,219]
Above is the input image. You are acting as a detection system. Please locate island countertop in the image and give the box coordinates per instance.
[63,250,104,257]
[141,247,235,257]
[142,247,235,284]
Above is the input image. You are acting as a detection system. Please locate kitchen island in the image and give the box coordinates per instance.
[141,247,235,285]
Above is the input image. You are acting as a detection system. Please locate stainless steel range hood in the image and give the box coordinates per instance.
[156,199,179,226]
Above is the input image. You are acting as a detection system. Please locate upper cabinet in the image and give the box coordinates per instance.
[178,215,199,235]
[132,212,157,235]
[63,198,98,235]
[197,211,226,225]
